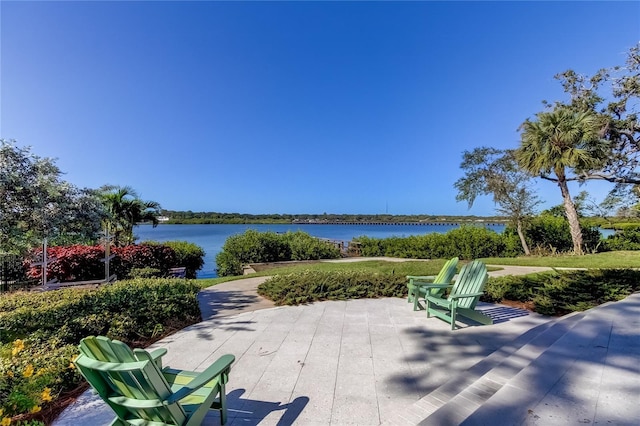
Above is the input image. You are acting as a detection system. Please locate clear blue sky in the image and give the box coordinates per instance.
[1,1,638,216]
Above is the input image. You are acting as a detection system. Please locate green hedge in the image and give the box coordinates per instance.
[0,279,202,423]
[151,241,205,278]
[356,226,520,259]
[602,227,640,251]
[216,230,341,276]
[257,270,407,305]
[483,269,640,316]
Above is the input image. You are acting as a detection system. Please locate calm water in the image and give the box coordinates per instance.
[134,223,505,278]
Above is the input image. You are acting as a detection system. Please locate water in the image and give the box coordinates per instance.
[134,223,506,278]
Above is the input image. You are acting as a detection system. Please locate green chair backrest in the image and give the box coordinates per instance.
[75,336,187,425]
[435,257,459,283]
[447,260,488,309]
[429,257,459,296]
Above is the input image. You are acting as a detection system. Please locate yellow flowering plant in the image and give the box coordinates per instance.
[0,338,80,422]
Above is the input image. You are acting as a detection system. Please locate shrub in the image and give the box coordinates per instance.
[356,226,513,260]
[258,270,407,305]
[112,244,177,279]
[602,227,640,251]
[26,244,185,282]
[482,269,640,316]
[161,241,205,278]
[216,230,340,276]
[128,267,163,278]
[524,215,602,254]
[284,231,341,260]
[26,245,105,282]
[0,278,202,422]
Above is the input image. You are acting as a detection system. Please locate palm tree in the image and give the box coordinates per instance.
[516,108,607,254]
[100,186,161,246]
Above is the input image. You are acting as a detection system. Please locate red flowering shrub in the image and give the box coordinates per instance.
[27,245,105,282]
[27,244,178,282]
[111,244,177,279]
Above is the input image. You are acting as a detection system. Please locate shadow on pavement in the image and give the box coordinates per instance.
[222,389,309,425]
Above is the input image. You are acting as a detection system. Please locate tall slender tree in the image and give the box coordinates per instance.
[455,147,540,255]
[516,108,608,254]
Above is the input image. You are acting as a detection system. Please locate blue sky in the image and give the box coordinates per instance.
[1,1,639,216]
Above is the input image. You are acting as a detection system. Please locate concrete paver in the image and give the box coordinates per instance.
[53,262,639,425]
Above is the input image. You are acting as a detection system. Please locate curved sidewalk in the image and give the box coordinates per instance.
[54,263,638,425]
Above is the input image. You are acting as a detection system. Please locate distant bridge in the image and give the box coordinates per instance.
[293,221,506,227]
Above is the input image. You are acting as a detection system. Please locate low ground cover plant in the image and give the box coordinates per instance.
[483,269,640,316]
[257,270,407,305]
[0,279,201,424]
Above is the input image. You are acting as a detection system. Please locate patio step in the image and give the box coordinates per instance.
[458,296,637,425]
[386,310,587,426]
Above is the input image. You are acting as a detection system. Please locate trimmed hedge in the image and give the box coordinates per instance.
[0,279,202,422]
[257,270,407,305]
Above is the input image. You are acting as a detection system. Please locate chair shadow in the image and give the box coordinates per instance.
[476,304,531,324]
[212,389,309,425]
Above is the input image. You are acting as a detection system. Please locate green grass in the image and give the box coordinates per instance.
[204,250,640,286]
[480,250,640,269]
[251,260,447,277]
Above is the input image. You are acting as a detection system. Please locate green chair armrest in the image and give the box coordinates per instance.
[450,291,484,300]
[415,283,454,289]
[149,348,167,360]
[407,275,436,281]
[165,354,235,404]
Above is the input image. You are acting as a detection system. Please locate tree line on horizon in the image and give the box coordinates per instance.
[160,210,509,224]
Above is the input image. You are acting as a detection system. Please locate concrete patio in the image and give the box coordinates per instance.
[54,274,640,425]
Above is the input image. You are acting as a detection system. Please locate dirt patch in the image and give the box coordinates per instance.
[501,299,536,312]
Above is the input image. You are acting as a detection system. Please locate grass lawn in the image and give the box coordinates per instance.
[480,250,640,269]
[198,250,639,287]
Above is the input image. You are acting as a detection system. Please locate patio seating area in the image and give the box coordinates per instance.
[54,279,640,425]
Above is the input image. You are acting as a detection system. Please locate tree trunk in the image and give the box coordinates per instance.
[516,219,531,255]
[557,177,583,255]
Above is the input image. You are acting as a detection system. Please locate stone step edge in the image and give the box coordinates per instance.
[385,310,587,426]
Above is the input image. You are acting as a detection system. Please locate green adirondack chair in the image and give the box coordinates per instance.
[420,260,493,330]
[407,257,459,311]
[74,336,235,425]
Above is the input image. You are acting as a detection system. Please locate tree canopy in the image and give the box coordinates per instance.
[455,147,540,255]
[0,140,104,253]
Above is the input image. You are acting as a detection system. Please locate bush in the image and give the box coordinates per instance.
[0,278,202,422]
[524,215,602,254]
[482,269,640,316]
[357,226,514,260]
[257,270,407,305]
[161,241,205,278]
[603,227,640,251]
[216,230,340,276]
[112,244,177,279]
[26,244,186,282]
[26,245,105,282]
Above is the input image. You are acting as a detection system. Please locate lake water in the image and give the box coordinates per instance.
[134,223,506,278]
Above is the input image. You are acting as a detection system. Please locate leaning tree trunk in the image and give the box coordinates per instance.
[557,177,583,255]
[516,219,531,256]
